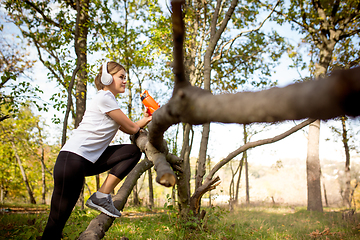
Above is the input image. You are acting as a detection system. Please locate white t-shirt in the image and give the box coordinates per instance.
[61,90,120,163]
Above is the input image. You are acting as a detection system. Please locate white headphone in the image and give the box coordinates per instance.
[101,61,113,85]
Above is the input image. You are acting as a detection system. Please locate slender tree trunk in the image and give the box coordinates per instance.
[341,116,351,208]
[323,181,328,207]
[243,125,250,205]
[11,141,36,204]
[0,184,4,203]
[306,120,323,211]
[195,123,210,190]
[207,155,212,207]
[245,151,249,205]
[37,123,46,204]
[132,183,140,206]
[148,167,154,209]
[40,147,46,204]
[96,175,100,191]
[235,158,244,204]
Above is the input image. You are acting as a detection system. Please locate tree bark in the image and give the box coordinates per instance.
[341,116,351,208]
[244,125,250,205]
[40,146,46,205]
[235,158,244,204]
[148,167,154,209]
[245,150,249,205]
[177,123,192,217]
[306,120,323,211]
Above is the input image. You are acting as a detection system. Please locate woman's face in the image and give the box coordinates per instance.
[112,69,127,94]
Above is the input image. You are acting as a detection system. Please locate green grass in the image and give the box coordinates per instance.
[1,204,360,240]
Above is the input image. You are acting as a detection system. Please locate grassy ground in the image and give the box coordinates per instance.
[1,203,360,240]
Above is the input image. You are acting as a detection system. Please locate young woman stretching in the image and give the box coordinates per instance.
[41,61,151,239]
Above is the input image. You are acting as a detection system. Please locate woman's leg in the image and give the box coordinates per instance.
[98,174,121,194]
[85,144,142,180]
[85,144,141,216]
[41,152,89,240]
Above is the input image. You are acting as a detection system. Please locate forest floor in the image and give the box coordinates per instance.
[1,203,360,240]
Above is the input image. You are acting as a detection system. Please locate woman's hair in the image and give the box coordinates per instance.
[94,61,126,90]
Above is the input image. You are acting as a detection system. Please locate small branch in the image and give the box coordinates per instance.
[23,0,62,29]
[214,0,281,62]
[190,176,221,214]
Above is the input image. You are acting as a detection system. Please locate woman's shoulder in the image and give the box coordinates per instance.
[96,90,116,101]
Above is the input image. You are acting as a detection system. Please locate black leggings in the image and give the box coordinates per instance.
[41,144,141,240]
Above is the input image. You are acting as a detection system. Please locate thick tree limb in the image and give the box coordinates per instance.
[78,159,153,240]
[150,66,360,138]
[132,130,180,187]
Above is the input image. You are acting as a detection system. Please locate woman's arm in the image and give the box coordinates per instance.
[107,109,152,135]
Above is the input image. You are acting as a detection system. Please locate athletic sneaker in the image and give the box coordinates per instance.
[85,193,122,218]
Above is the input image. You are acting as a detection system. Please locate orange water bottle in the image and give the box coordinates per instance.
[140,90,160,115]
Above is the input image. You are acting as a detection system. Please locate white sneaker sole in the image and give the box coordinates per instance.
[86,199,121,218]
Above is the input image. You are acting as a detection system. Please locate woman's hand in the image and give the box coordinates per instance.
[143,108,153,121]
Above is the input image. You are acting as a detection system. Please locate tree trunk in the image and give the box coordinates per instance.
[245,151,249,205]
[37,122,47,204]
[341,116,351,208]
[177,123,192,217]
[196,124,210,191]
[148,167,154,209]
[132,183,140,206]
[323,181,328,207]
[243,125,250,205]
[40,147,46,204]
[96,175,100,191]
[11,141,36,204]
[306,120,323,212]
[235,158,244,204]
[0,184,4,203]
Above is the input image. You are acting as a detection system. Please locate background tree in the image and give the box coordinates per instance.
[272,0,360,212]
[0,31,40,120]
[0,105,54,204]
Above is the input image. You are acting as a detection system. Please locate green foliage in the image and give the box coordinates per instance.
[273,0,360,76]
[0,105,57,203]
[0,34,42,118]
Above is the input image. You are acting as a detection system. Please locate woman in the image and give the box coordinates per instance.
[41,61,151,239]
